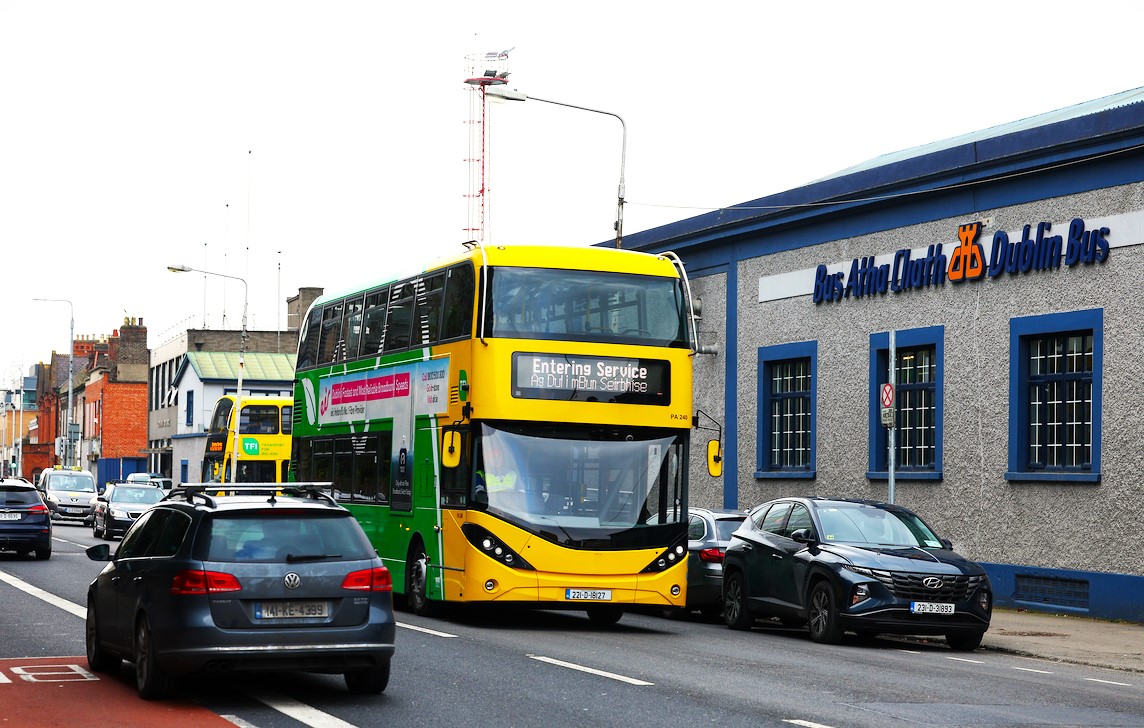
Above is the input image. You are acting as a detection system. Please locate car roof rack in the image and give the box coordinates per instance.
[162,483,338,508]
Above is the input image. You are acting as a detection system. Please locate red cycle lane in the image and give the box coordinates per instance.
[0,656,235,728]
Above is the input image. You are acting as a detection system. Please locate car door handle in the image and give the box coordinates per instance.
[133,577,143,583]
[771,553,784,560]
[740,544,753,551]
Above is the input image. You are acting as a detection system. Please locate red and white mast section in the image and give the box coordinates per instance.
[464,49,512,244]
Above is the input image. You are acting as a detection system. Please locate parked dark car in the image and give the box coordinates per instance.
[92,483,165,540]
[38,467,98,524]
[85,484,396,699]
[722,497,991,651]
[679,507,747,617]
[0,479,52,559]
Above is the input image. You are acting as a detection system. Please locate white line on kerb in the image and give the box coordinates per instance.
[396,621,457,638]
[0,570,86,618]
[527,654,653,685]
[244,687,360,727]
[1085,677,1132,687]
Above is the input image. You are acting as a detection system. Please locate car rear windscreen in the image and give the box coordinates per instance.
[202,512,376,563]
[0,487,39,506]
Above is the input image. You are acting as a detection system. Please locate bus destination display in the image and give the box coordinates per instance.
[512,353,670,405]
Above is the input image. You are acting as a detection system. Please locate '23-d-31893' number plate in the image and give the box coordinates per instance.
[565,588,611,601]
[910,601,955,615]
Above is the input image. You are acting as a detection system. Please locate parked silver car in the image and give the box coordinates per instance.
[681,507,747,616]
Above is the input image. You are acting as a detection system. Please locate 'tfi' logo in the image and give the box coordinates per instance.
[242,437,260,456]
[947,222,986,283]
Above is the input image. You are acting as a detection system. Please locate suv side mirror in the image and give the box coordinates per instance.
[85,543,112,562]
[789,528,817,544]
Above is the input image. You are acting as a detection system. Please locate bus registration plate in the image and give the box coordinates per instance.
[910,601,954,615]
[256,600,329,619]
[565,588,611,601]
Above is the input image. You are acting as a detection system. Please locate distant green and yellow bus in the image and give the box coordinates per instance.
[290,243,714,623]
[202,395,292,483]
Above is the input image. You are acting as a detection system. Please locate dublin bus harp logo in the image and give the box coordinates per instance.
[947,222,985,283]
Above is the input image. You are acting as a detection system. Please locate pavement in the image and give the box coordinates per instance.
[978,608,1144,673]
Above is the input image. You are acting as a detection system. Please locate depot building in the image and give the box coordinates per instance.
[626,86,1144,622]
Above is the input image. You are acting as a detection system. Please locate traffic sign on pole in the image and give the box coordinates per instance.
[880,382,895,428]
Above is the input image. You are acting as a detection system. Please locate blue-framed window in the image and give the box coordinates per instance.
[755,341,816,479]
[868,326,944,480]
[1007,309,1102,483]
[184,390,194,427]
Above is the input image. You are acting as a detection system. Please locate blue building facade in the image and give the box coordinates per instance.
[624,87,1144,622]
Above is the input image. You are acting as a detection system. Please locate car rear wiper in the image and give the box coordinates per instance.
[285,553,342,562]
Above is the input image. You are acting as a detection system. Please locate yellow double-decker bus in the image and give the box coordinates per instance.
[290,243,716,623]
[202,395,293,483]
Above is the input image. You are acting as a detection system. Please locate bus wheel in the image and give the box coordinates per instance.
[586,605,624,625]
[406,543,438,617]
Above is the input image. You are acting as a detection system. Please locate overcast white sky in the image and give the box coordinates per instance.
[2,0,1141,387]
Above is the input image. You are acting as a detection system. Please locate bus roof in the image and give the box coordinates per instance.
[309,244,682,309]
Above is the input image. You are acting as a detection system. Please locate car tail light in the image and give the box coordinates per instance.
[170,569,243,594]
[342,566,393,592]
[698,548,725,564]
[26,504,48,514]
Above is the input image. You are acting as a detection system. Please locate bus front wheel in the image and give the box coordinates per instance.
[406,542,438,617]
[586,605,623,625]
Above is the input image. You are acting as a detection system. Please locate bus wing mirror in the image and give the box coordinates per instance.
[706,439,723,478]
[442,430,462,469]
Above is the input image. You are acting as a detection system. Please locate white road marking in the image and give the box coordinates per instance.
[0,570,86,618]
[1013,666,1054,674]
[397,621,456,638]
[527,654,653,685]
[244,687,360,727]
[946,656,985,664]
[784,720,837,728]
[1085,677,1132,687]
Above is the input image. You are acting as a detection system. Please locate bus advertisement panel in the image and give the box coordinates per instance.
[290,244,712,624]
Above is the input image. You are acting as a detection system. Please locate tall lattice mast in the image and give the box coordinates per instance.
[464,49,511,244]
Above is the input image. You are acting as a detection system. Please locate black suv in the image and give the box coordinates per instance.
[722,497,991,650]
[85,485,396,699]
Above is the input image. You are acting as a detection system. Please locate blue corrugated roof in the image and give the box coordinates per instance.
[813,86,1144,183]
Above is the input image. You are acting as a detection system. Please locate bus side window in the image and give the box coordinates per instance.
[317,300,344,365]
[384,282,415,352]
[361,286,389,356]
[412,273,445,347]
[297,306,322,370]
[440,430,471,507]
[342,295,364,360]
[441,263,475,341]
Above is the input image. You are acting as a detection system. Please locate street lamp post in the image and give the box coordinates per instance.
[168,264,248,484]
[484,86,627,248]
[34,298,75,467]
